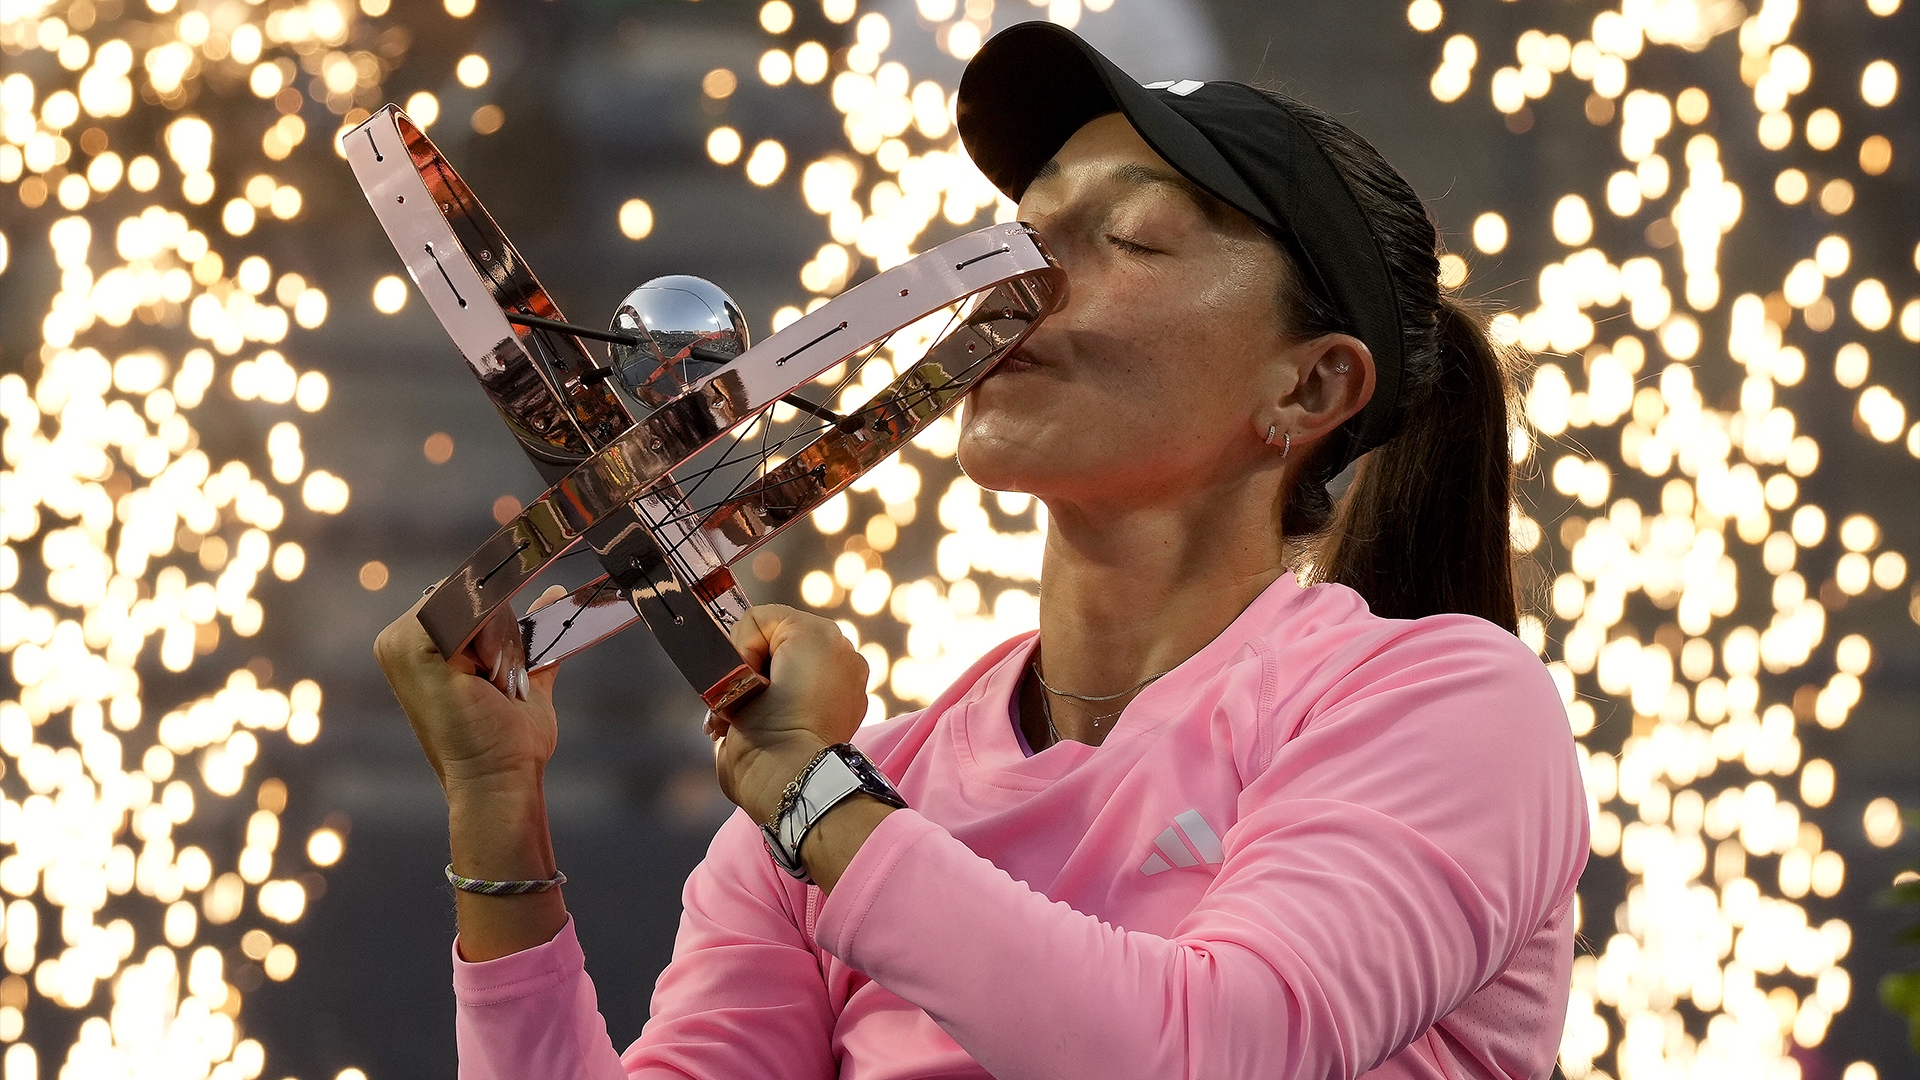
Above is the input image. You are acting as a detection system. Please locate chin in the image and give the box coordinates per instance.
[954,426,1030,495]
[959,379,1114,499]
[956,407,1050,494]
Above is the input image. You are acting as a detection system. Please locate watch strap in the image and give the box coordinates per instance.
[760,743,906,882]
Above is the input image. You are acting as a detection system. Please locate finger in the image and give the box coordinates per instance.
[375,600,452,676]
[377,577,487,678]
[726,605,782,674]
[735,603,837,663]
[531,583,572,611]
[494,658,528,701]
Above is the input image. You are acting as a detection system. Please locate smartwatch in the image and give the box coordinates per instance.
[760,743,908,884]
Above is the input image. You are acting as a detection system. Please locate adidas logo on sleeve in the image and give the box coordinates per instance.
[1138,808,1225,876]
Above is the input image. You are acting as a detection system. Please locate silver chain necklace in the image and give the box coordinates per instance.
[1031,656,1173,748]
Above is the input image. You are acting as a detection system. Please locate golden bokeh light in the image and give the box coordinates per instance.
[402,90,438,129]
[1474,210,1509,253]
[617,197,654,241]
[1859,60,1897,107]
[356,560,389,592]
[744,139,788,186]
[794,40,831,84]
[760,0,795,35]
[761,48,795,87]
[371,273,407,314]
[702,67,737,100]
[306,828,344,868]
[455,54,489,89]
[706,125,742,165]
[470,103,504,136]
[1417,5,1911,1078]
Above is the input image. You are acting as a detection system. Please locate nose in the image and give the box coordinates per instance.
[1014,211,1078,315]
[1018,208,1065,262]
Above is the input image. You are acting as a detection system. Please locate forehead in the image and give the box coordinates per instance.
[1020,114,1253,233]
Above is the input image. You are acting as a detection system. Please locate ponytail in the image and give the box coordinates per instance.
[1252,88,1523,634]
[1312,300,1521,633]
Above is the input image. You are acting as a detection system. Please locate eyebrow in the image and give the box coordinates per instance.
[1029,158,1230,225]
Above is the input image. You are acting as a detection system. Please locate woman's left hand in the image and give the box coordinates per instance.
[709,604,870,825]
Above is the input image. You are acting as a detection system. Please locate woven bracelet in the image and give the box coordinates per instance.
[444,863,568,895]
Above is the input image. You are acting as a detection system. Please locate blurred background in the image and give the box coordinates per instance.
[2,0,1916,1078]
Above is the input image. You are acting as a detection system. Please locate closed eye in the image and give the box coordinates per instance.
[1106,235,1159,255]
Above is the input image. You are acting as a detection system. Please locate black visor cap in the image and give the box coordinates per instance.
[956,21,1407,464]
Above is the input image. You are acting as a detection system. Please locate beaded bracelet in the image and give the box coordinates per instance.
[444,863,568,895]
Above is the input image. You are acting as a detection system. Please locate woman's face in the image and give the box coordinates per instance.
[958,112,1350,514]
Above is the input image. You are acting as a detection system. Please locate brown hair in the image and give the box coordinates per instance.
[1257,88,1524,634]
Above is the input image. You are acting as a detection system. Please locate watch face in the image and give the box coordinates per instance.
[848,755,883,785]
[839,747,906,808]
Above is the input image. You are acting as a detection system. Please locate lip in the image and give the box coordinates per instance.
[992,346,1047,375]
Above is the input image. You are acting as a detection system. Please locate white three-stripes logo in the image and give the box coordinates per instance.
[1139,808,1224,875]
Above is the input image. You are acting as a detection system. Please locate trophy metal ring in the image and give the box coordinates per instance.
[346,106,1065,712]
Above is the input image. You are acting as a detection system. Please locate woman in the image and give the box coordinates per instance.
[376,22,1589,1080]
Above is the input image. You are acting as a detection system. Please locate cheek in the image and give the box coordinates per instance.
[1091,272,1262,401]
[1059,271,1188,379]
[1176,263,1288,384]
[953,249,1284,479]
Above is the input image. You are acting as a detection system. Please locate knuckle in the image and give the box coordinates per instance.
[373,615,423,669]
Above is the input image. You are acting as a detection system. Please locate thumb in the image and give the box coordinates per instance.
[528,662,560,699]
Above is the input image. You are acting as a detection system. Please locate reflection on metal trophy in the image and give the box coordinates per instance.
[344,105,1065,712]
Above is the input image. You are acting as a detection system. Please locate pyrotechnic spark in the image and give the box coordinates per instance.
[0,0,520,1073]
[1432,3,1910,1078]
[717,4,1914,1079]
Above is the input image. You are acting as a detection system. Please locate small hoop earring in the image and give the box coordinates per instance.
[1281,432,1291,460]
[1265,424,1276,445]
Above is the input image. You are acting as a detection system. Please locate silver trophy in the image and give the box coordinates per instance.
[345,106,1064,712]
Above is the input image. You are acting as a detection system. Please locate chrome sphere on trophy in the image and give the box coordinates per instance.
[345,104,1066,713]
[609,276,752,406]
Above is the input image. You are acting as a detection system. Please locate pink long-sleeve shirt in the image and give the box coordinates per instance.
[451,573,1591,1079]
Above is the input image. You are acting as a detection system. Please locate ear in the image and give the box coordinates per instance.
[1256,333,1375,452]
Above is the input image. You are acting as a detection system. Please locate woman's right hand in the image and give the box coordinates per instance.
[373,586,561,799]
